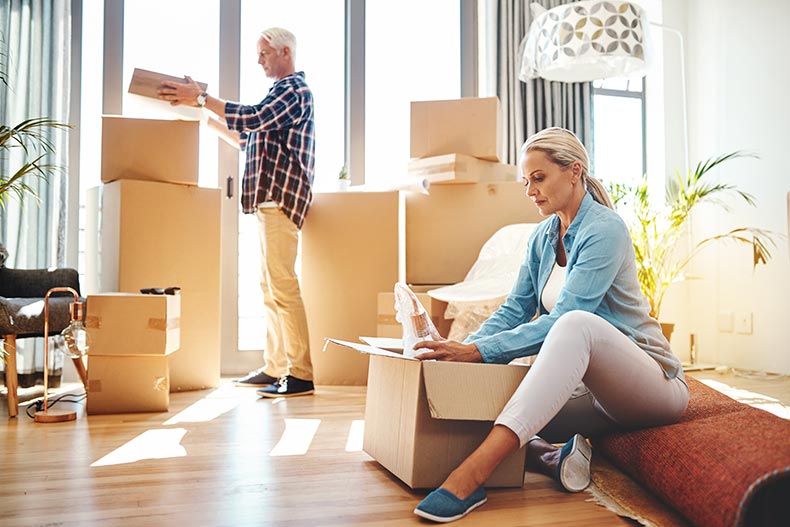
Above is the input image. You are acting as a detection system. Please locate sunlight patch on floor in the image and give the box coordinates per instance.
[91,428,188,467]
[699,379,790,419]
[269,418,321,456]
[345,419,365,452]
[163,385,258,425]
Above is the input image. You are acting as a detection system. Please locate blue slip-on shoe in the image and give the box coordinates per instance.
[413,485,487,523]
[557,433,592,492]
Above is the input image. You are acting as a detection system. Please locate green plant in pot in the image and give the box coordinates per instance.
[337,164,350,190]
[608,152,777,341]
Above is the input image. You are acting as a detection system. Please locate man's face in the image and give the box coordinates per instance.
[257,38,285,80]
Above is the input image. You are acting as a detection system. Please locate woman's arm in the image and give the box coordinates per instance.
[472,216,630,364]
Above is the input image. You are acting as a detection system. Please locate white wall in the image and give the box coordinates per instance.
[663,0,790,373]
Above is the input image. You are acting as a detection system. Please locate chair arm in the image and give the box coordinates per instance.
[0,267,81,298]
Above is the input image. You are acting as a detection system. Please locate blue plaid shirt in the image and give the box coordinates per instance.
[224,71,315,228]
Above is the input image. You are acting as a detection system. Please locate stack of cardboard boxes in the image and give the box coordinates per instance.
[377,97,532,339]
[85,293,180,414]
[85,116,222,413]
[315,97,542,489]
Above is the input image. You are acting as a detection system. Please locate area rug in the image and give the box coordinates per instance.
[589,377,790,527]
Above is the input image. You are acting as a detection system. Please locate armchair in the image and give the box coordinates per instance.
[0,265,83,418]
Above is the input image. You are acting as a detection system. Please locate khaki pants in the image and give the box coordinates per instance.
[257,206,312,381]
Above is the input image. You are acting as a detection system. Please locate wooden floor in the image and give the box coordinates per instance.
[1,369,788,527]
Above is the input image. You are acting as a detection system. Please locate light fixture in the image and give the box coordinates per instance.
[519,0,688,175]
[519,0,651,83]
[34,286,90,423]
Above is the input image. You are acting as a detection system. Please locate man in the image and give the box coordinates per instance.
[158,27,315,398]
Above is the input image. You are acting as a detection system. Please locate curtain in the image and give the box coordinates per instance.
[494,0,593,165]
[0,0,72,387]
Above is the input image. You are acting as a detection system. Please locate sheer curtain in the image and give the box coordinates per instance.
[0,0,72,387]
[493,0,593,164]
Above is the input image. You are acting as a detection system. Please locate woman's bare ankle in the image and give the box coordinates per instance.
[440,467,484,500]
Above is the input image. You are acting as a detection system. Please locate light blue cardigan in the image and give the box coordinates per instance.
[465,192,684,381]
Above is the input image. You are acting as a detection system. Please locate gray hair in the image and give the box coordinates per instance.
[260,27,297,59]
[520,127,614,209]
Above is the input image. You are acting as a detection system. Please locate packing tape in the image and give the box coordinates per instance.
[148,317,180,331]
[83,316,179,331]
[153,376,169,392]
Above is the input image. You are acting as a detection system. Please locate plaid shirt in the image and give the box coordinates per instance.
[224,72,315,228]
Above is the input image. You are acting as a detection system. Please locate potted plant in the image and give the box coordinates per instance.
[338,165,350,191]
[608,152,777,339]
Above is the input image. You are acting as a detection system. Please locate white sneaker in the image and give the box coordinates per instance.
[558,433,592,492]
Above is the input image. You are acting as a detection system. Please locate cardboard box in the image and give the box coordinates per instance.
[405,182,543,285]
[408,153,517,185]
[326,339,529,488]
[411,97,501,162]
[86,180,221,391]
[85,293,180,356]
[377,292,451,339]
[301,191,401,385]
[128,67,208,100]
[101,115,199,186]
[87,355,170,414]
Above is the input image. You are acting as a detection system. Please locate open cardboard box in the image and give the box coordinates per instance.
[325,338,530,489]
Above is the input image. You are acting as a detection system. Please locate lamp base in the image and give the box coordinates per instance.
[34,409,77,423]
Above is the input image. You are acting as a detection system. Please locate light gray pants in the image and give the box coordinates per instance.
[495,310,689,447]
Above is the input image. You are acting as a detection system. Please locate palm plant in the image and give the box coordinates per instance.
[609,152,777,320]
[0,117,71,208]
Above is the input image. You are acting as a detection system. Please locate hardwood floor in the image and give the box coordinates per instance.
[1,382,633,527]
[1,368,787,527]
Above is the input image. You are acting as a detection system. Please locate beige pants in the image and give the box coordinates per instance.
[257,206,312,381]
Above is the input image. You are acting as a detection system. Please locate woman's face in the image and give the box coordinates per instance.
[520,150,580,217]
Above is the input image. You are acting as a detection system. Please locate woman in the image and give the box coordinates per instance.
[412,127,689,523]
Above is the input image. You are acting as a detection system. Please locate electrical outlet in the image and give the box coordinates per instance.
[718,311,734,333]
[735,311,753,335]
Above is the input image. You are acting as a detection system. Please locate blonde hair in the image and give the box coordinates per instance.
[520,127,614,209]
[260,27,297,59]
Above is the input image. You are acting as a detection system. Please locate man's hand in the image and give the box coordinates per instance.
[157,76,203,107]
[414,340,483,363]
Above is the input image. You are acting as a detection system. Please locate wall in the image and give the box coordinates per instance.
[664,0,790,373]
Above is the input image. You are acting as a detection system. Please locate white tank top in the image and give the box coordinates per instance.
[541,262,567,312]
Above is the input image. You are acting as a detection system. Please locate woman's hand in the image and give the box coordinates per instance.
[414,340,483,363]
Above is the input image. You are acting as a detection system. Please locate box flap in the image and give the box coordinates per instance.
[324,338,417,361]
[422,361,529,421]
[359,336,403,351]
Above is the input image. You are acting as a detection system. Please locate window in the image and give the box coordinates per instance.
[122,0,220,188]
[238,0,345,351]
[365,1,461,188]
[592,77,646,187]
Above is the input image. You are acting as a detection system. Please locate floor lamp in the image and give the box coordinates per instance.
[519,0,688,176]
[519,0,711,368]
[34,287,90,423]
